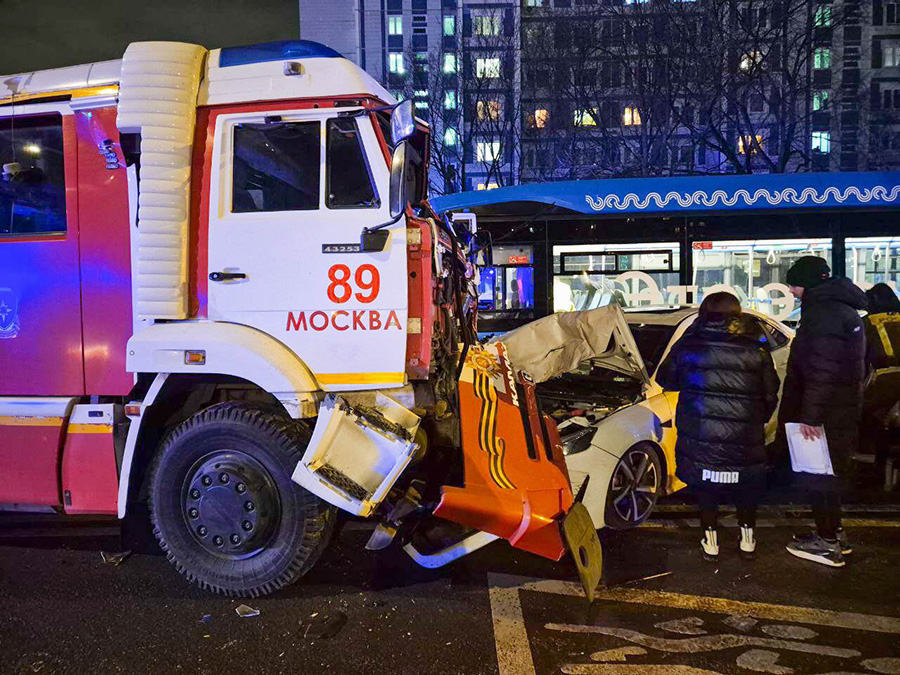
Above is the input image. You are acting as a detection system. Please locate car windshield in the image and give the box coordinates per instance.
[627,322,677,374]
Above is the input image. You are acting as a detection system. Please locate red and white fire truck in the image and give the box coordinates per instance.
[0,40,601,597]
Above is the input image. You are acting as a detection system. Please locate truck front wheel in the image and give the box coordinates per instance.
[149,403,335,596]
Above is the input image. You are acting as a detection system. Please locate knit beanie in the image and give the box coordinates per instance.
[786,255,831,289]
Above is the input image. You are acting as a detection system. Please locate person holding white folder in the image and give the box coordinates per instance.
[779,256,868,568]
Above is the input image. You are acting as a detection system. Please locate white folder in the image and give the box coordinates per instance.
[785,423,834,476]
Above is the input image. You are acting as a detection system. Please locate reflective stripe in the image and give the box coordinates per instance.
[68,424,114,434]
[316,372,405,385]
[0,416,64,427]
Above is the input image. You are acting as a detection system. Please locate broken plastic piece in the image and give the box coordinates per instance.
[100,550,131,566]
[235,604,260,618]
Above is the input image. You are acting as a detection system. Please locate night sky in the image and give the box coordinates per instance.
[0,0,299,74]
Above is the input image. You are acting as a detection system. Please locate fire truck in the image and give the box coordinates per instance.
[0,40,600,597]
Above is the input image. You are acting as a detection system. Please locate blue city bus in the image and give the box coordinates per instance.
[431,172,900,334]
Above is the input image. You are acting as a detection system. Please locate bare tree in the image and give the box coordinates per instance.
[668,0,845,173]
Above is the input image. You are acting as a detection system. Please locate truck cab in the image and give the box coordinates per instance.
[0,40,599,598]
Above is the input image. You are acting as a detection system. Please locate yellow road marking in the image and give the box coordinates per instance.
[521,577,900,634]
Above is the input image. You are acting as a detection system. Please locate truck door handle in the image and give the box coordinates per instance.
[209,271,247,282]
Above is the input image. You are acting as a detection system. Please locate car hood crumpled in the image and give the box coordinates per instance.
[491,304,650,385]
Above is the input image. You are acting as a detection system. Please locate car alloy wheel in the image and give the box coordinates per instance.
[609,445,660,527]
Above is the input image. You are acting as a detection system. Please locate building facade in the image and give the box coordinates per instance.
[299,0,900,193]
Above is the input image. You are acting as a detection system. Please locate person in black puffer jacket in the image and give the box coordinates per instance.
[779,256,868,569]
[657,292,780,562]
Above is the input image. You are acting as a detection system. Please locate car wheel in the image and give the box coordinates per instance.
[149,403,336,597]
[604,443,662,530]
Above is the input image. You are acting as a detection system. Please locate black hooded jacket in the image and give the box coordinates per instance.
[657,315,780,487]
[778,277,868,472]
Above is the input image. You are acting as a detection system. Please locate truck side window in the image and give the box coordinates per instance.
[232,121,320,213]
[326,118,379,209]
[0,113,66,236]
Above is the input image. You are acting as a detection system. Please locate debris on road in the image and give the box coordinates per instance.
[300,611,348,639]
[100,550,131,566]
[235,605,260,618]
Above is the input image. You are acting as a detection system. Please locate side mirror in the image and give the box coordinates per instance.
[390,100,415,145]
[389,142,408,218]
[359,142,407,253]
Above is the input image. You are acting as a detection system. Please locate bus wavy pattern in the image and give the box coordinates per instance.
[584,185,900,212]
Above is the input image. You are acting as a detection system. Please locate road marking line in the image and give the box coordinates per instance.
[520,578,900,634]
[544,624,860,658]
[489,576,537,675]
[488,574,900,675]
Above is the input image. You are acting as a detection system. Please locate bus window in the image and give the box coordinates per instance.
[845,237,900,299]
[552,243,680,312]
[479,244,535,315]
[692,238,833,321]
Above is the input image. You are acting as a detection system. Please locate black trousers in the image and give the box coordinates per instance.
[810,489,843,540]
[695,484,759,529]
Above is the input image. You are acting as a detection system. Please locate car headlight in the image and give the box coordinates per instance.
[561,425,595,456]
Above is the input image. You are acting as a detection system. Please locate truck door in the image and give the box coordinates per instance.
[206,108,408,391]
[0,109,83,506]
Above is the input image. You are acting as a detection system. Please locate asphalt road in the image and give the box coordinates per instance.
[1,502,899,675]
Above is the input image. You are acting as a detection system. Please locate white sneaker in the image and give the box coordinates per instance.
[739,526,756,559]
[701,528,719,562]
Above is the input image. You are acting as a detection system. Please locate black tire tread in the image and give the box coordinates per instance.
[148,402,335,597]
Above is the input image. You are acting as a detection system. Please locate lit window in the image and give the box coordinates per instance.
[574,109,597,127]
[477,100,501,121]
[474,14,502,36]
[740,51,763,72]
[393,91,405,101]
[443,53,457,73]
[812,131,831,153]
[623,106,642,126]
[443,15,455,36]
[414,101,428,110]
[524,0,545,7]
[884,43,900,67]
[477,183,500,190]
[389,52,405,74]
[814,5,832,27]
[624,0,650,3]
[814,48,831,69]
[444,91,457,109]
[414,89,428,98]
[476,140,501,162]
[444,128,458,146]
[813,90,829,111]
[388,16,403,35]
[738,134,764,155]
[534,108,549,128]
[476,58,502,79]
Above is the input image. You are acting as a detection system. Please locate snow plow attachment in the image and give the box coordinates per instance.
[435,343,602,598]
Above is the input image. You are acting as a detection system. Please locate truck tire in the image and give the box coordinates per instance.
[149,402,335,597]
[603,443,663,530]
